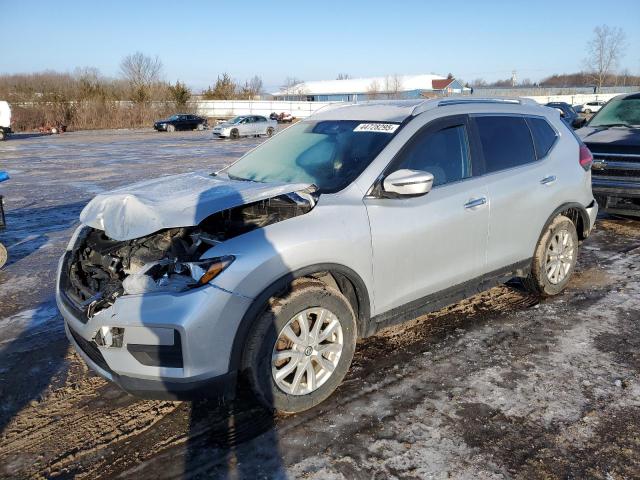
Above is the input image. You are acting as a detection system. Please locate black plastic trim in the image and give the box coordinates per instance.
[115,371,237,401]
[368,259,532,335]
[127,330,184,368]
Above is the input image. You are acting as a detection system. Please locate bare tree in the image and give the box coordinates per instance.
[247,75,263,98]
[583,25,627,90]
[281,77,306,98]
[384,74,403,99]
[366,79,381,99]
[119,52,163,103]
[336,73,351,80]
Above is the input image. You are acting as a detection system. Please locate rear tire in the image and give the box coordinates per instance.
[167,124,176,132]
[523,215,578,297]
[584,109,592,114]
[241,279,357,414]
[196,123,204,131]
[0,130,5,141]
[0,243,7,269]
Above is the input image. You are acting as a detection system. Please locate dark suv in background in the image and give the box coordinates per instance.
[576,93,640,217]
[546,102,586,129]
[154,114,208,132]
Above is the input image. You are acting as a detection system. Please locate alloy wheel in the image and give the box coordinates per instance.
[545,228,575,284]
[271,307,343,396]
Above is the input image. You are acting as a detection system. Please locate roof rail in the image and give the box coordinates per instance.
[410,97,539,116]
[437,97,538,107]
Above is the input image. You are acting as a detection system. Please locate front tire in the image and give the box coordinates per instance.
[266,127,274,137]
[0,130,5,141]
[167,124,176,132]
[524,215,578,296]
[230,128,240,139]
[241,279,357,414]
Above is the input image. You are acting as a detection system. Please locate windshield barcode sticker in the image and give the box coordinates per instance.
[354,123,399,133]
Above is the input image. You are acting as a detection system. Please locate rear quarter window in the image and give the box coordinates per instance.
[526,117,558,159]
[474,115,536,173]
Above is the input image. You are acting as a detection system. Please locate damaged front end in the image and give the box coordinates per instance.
[61,191,316,321]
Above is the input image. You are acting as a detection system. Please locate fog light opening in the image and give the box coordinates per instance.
[94,326,125,348]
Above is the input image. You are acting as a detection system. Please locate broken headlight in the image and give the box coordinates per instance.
[122,256,234,295]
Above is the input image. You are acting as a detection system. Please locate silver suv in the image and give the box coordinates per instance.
[57,98,598,413]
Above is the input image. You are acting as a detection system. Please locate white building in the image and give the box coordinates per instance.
[272,74,470,101]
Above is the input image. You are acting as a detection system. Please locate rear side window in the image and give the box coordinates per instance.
[474,116,536,173]
[396,124,471,186]
[526,117,557,159]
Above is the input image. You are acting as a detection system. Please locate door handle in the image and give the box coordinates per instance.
[540,175,557,185]
[464,197,487,209]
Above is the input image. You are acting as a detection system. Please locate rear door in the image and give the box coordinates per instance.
[365,115,490,314]
[254,116,267,135]
[471,114,558,272]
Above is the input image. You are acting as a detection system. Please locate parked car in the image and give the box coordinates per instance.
[270,112,294,123]
[58,98,597,413]
[546,102,586,129]
[154,114,208,132]
[576,92,640,217]
[577,100,607,114]
[0,101,12,140]
[211,115,277,138]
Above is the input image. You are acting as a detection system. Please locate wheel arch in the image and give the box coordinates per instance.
[539,202,590,243]
[229,263,371,372]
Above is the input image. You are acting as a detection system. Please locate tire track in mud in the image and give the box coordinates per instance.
[0,211,638,479]
[102,231,640,478]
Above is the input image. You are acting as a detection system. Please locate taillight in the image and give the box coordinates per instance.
[579,145,593,171]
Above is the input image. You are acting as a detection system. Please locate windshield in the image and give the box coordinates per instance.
[588,96,640,127]
[224,120,400,193]
[227,116,246,124]
[168,115,180,121]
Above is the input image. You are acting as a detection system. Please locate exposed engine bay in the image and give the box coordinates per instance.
[63,192,316,318]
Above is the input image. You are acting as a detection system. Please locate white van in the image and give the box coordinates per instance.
[0,101,12,140]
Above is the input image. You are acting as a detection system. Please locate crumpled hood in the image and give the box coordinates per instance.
[80,171,312,240]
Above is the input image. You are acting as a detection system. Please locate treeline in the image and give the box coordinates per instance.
[471,72,640,88]
[0,52,266,131]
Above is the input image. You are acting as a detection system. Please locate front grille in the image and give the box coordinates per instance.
[69,325,113,374]
[591,151,640,179]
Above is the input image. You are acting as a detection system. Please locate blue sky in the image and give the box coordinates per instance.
[1,0,639,92]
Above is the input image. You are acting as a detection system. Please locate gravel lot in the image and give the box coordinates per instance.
[0,129,639,479]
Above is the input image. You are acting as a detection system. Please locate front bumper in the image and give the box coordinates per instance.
[65,320,236,399]
[592,177,640,216]
[57,253,253,399]
[212,130,230,138]
[154,124,168,131]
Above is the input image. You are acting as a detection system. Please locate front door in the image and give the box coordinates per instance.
[364,115,489,315]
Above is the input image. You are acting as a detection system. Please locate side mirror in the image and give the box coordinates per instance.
[382,169,434,197]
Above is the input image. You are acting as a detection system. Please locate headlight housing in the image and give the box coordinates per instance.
[122,256,234,295]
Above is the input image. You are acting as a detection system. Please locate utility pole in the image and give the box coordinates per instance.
[511,70,517,87]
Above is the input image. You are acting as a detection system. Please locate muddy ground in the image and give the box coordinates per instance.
[0,129,639,480]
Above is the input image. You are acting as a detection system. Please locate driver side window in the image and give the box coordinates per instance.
[395,123,471,187]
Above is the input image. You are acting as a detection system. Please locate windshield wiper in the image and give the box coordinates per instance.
[594,123,636,128]
[227,172,260,182]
